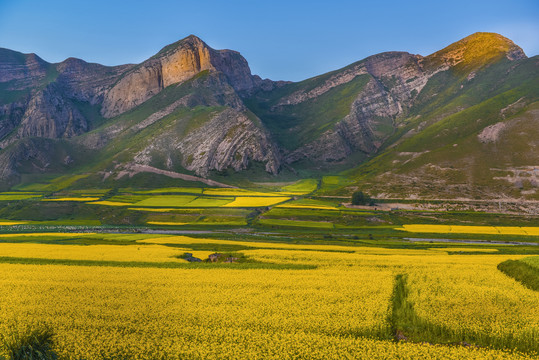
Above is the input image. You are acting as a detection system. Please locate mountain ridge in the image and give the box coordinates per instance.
[0,32,537,199]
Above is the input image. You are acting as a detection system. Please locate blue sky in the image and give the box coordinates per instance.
[0,0,537,81]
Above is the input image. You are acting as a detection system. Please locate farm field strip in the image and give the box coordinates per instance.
[87,200,131,206]
[0,232,97,238]
[0,220,28,225]
[0,194,43,200]
[131,187,204,194]
[86,194,290,208]
[202,188,286,197]
[429,247,499,253]
[221,196,291,207]
[132,195,199,207]
[138,235,455,255]
[42,197,101,202]
[258,218,335,228]
[0,243,188,262]
[397,224,539,236]
[275,204,339,210]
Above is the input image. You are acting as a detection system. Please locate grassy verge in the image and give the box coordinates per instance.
[497,259,539,291]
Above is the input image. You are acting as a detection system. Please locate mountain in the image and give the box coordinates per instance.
[0,35,283,187]
[0,33,537,199]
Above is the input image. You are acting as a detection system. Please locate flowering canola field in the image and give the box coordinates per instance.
[0,235,537,359]
[396,224,539,236]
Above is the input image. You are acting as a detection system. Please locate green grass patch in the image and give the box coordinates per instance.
[195,215,247,226]
[521,256,539,270]
[133,195,198,207]
[281,179,318,194]
[2,325,58,360]
[15,174,89,192]
[185,196,234,207]
[106,195,151,203]
[257,218,334,229]
[318,176,352,194]
[498,259,539,291]
[0,194,42,201]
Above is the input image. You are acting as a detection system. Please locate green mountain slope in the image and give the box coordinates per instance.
[341,55,539,200]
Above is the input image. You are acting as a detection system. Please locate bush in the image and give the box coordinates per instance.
[2,326,58,360]
[351,191,372,205]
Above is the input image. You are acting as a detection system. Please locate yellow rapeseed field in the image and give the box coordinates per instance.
[396,224,539,236]
[0,232,96,238]
[221,196,290,207]
[0,234,537,359]
[202,188,284,197]
[0,243,187,262]
[87,201,131,206]
[0,264,396,359]
[405,254,539,351]
[0,221,28,225]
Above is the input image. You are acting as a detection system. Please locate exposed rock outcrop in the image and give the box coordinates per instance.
[131,108,281,176]
[17,84,87,139]
[275,52,448,164]
[101,35,258,118]
[0,49,50,85]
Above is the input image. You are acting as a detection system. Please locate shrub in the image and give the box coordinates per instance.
[351,191,372,205]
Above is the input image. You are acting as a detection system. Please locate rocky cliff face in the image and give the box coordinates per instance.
[129,107,281,177]
[13,83,88,140]
[101,35,258,118]
[0,49,130,149]
[251,51,446,164]
[55,57,133,104]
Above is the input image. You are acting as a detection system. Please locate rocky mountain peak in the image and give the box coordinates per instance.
[425,32,526,70]
[153,34,207,57]
[101,35,256,118]
[0,48,50,84]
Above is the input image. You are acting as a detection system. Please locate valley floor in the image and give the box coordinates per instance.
[0,182,537,358]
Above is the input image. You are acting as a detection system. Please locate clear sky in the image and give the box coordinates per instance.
[0,0,537,81]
